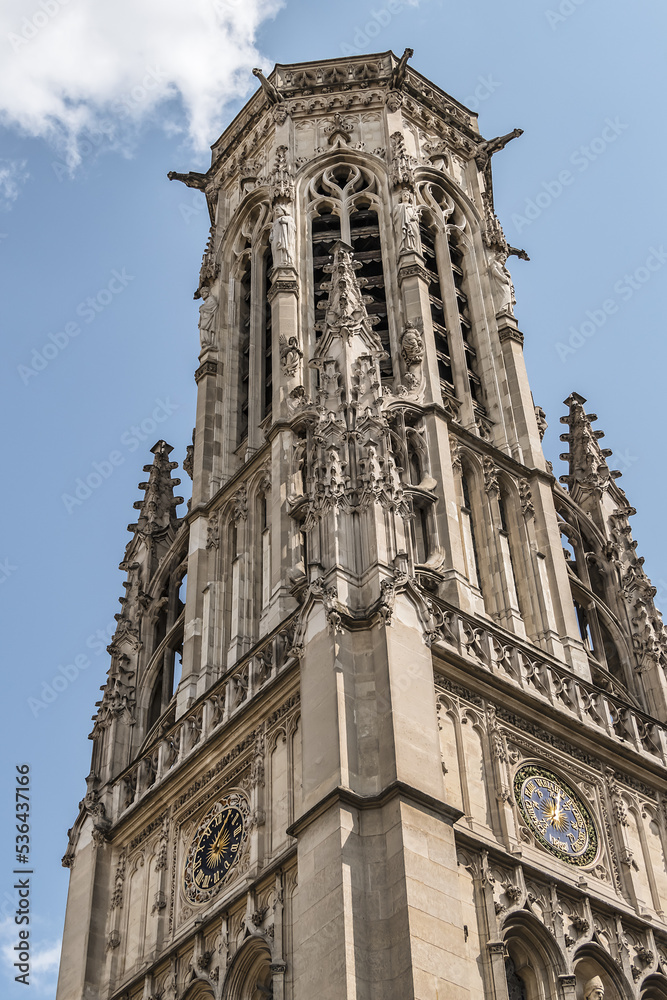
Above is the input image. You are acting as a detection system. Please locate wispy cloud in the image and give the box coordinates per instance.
[0,916,61,996]
[0,159,28,209]
[0,0,283,166]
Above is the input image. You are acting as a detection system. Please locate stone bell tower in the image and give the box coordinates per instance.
[57,50,667,1000]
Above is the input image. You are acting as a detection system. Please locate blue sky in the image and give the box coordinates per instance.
[1,1,666,996]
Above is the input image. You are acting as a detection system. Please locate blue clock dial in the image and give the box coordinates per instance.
[183,791,250,903]
[514,765,598,867]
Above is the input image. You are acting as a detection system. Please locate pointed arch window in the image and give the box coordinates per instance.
[309,164,392,377]
[556,498,637,703]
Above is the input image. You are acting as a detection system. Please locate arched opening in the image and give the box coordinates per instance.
[223,938,274,1000]
[308,161,391,376]
[503,911,565,1000]
[182,982,216,1000]
[641,974,667,1000]
[573,946,633,1000]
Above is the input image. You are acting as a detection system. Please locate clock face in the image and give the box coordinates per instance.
[183,791,250,904]
[514,765,598,866]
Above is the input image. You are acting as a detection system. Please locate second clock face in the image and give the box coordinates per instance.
[514,765,598,866]
[183,792,249,904]
[194,807,244,885]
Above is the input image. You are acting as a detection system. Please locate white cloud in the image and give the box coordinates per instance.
[0,159,29,209]
[0,0,283,165]
[0,916,61,997]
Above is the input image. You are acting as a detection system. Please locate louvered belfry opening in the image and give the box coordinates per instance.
[262,247,273,421]
[420,220,454,394]
[312,207,341,339]
[449,235,484,413]
[349,205,392,378]
[238,257,252,445]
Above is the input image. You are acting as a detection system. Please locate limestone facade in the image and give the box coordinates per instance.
[56,51,667,1000]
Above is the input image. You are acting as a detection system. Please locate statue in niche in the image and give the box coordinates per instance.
[394,191,420,254]
[489,255,516,315]
[198,284,219,350]
[584,978,605,1000]
[270,202,296,266]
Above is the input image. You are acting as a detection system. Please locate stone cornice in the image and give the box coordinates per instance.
[286,780,464,839]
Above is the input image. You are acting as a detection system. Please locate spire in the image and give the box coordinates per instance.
[317,241,381,349]
[90,441,184,769]
[127,440,183,536]
[558,392,623,496]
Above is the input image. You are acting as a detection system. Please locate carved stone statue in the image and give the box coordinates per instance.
[584,977,604,1000]
[279,334,303,377]
[394,192,420,254]
[489,256,516,315]
[270,203,296,267]
[401,325,424,367]
[198,285,218,349]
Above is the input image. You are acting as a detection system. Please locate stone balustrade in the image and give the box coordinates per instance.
[430,597,667,766]
[114,618,297,819]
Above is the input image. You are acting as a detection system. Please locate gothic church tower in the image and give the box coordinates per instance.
[56,50,667,1000]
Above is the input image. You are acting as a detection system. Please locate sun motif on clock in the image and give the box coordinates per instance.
[514,764,598,867]
[183,791,250,904]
